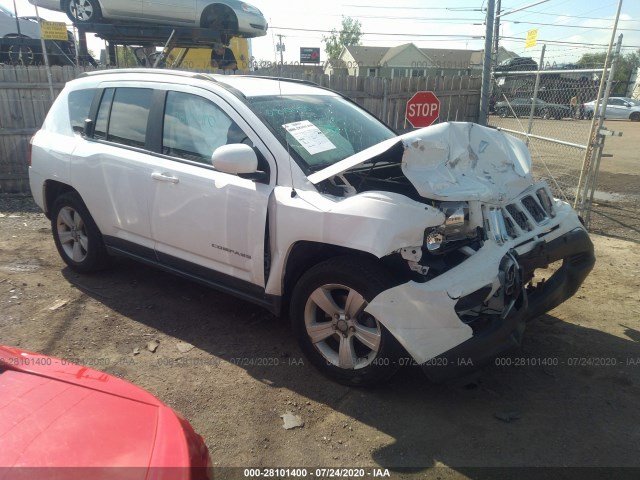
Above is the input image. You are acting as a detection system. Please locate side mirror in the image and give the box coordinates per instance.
[211,144,258,175]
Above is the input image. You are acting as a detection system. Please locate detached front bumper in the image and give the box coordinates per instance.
[422,227,595,382]
[366,218,595,383]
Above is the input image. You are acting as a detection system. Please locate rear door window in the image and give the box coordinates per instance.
[107,88,153,148]
[93,87,153,147]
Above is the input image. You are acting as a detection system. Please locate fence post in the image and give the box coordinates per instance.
[525,44,546,146]
[575,0,623,220]
[583,34,623,227]
[381,77,388,125]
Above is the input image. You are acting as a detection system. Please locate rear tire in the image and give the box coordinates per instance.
[51,192,109,273]
[290,256,402,386]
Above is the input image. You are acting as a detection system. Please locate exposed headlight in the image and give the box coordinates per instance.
[424,201,475,252]
[425,229,445,252]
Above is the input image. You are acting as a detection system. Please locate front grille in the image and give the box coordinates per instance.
[483,182,557,242]
[536,188,555,217]
[522,195,547,223]
[505,204,531,231]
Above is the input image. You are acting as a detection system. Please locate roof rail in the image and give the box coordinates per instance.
[78,68,216,83]
[246,75,320,88]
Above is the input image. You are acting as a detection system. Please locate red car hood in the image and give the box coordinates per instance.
[0,346,209,478]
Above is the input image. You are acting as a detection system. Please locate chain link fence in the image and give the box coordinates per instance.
[488,70,602,207]
[487,69,602,208]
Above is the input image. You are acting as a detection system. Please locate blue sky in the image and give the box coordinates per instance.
[2,0,639,65]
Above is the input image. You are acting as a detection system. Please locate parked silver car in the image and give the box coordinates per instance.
[582,97,640,121]
[1,4,41,38]
[28,0,267,37]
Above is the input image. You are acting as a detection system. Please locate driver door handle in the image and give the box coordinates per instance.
[151,172,179,184]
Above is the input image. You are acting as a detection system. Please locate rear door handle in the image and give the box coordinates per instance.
[151,172,179,184]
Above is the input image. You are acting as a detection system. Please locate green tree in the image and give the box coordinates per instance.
[322,16,363,60]
[578,49,640,95]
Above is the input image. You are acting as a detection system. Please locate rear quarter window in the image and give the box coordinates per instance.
[68,89,96,133]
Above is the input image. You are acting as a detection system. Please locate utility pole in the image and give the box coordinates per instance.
[276,35,285,64]
[275,34,285,75]
[493,0,501,69]
[479,0,495,126]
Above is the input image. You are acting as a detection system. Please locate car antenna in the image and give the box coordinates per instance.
[279,76,297,198]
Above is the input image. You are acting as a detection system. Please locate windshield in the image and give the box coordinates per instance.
[247,94,396,172]
[0,4,15,17]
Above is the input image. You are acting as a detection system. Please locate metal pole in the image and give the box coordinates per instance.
[525,44,545,146]
[493,0,501,70]
[479,0,495,126]
[153,29,175,68]
[11,0,21,36]
[584,34,623,227]
[575,0,623,216]
[32,1,55,102]
[73,25,79,66]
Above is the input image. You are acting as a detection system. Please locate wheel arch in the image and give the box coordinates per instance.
[200,3,238,30]
[281,241,381,310]
[43,180,77,219]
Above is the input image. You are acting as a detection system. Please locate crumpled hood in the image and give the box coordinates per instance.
[308,122,534,203]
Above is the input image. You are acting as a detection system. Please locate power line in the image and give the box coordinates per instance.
[510,9,639,22]
[502,20,640,32]
[270,26,482,39]
[500,35,639,49]
[343,5,484,11]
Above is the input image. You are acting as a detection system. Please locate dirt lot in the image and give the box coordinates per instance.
[1,122,639,478]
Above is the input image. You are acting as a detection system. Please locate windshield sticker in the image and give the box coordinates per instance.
[282,120,336,155]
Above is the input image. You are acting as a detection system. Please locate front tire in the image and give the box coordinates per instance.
[202,5,238,34]
[51,192,108,273]
[630,112,640,122]
[290,257,402,386]
[64,0,102,24]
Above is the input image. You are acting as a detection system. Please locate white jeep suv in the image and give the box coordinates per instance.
[29,70,595,385]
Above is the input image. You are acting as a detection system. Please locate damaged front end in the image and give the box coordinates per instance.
[309,122,595,382]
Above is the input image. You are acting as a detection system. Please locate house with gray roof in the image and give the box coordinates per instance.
[324,43,513,78]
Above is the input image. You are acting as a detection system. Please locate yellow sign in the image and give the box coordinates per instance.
[525,29,538,48]
[41,21,68,41]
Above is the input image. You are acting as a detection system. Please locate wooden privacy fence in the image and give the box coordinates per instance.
[0,65,481,193]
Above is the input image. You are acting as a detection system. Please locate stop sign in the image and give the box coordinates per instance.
[406,91,440,128]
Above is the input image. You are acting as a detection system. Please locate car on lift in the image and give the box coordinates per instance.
[582,97,640,121]
[28,0,267,38]
[0,4,82,65]
[494,97,572,119]
[0,3,41,64]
